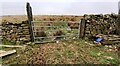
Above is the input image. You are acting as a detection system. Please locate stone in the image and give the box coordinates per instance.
[20,38,27,41]
[2,21,30,44]
[84,14,118,38]
[26,42,31,44]
[21,24,28,27]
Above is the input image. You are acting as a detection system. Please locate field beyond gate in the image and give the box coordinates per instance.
[32,21,80,43]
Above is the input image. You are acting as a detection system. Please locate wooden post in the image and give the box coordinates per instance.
[26,2,34,42]
[118,2,120,64]
[119,1,120,14]
[79,19,86,39]
[117,1,120,35]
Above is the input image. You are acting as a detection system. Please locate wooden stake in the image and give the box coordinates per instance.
[0,45,25,48]
[0,50,16,57]
[79,19,86,39]
[26,2,34,42]
[117,1,120,35]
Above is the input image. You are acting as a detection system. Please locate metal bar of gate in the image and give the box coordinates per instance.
[0,26,2,40]
[33,30,60,32]
[78,20,81,39]
[33,29,79,33]
[32,26,61,28]
[35,34,79,39]
[32,21,80,23]
[31,21,35,41]
[35,37,79,44]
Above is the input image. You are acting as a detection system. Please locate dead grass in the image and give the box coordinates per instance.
[2,39,119,64]
[1,15,83,23]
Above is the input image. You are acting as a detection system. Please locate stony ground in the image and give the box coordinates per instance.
[2,39,119,64]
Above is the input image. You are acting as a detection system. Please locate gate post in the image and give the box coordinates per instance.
[117,1,120,35]
[26,2,34,42]
[79,18,86,39]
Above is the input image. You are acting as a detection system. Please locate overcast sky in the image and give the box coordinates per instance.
[0,0,119,16]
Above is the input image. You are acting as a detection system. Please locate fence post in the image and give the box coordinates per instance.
[117,1,120,35]
[119,1,120,14]
[26,2,34,42]
[79,19,86,39]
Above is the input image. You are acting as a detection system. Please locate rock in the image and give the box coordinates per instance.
[26,42,31,44]
[2,21,30,44]
[23,31,29,34]
[84,14,118,38]
[104,56,114,60]
[20,38,27,41]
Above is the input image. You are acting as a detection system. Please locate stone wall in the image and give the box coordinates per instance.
[2,21,31,44]
[84,14,119,38]
[1,14,119,44]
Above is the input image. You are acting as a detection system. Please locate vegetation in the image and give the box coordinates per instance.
[1,15,119,65]
[2,39,119,64]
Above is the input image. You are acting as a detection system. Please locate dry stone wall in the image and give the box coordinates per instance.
[2,21,31,44]
[84,14,119,38]
[1,14,119,44]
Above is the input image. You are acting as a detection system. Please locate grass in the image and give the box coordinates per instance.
[90,48,118,64]
[34,21,79,43]
[1,39,119,64]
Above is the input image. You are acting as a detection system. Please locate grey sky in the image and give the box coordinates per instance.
[0,0,119,16]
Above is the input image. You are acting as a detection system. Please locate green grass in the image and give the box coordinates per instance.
[2,39,14,45]
[1,39,119,64]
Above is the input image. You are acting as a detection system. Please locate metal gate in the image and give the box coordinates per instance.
[32,21,81,43]
[26,2,86,43]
